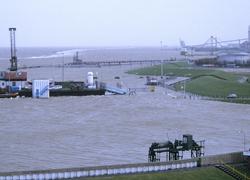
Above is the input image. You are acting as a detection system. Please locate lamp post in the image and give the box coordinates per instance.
[62,53,65,82]
[160,41,164,78]
[238,130,246,151]
[181,80,186,98]
[184,80,186,98]
[161,60,163,77]
[243,131,246,151]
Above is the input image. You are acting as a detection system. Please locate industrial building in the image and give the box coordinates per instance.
[217,53,250,66]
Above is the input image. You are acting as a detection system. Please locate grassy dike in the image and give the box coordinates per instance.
[127,62,250,103]
[79,167,234,180]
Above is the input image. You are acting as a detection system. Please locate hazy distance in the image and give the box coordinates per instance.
[0,0,250,47]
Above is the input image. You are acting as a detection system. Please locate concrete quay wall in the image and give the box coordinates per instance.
[0,159,197,180]
[0,152,245,180]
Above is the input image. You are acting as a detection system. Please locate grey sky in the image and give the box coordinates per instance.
[0,0,249,47]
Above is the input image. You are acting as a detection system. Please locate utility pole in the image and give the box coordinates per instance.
[239,130,246,151]
[62,53,65,81]
[184,80,186,98]
[160,41,163,77]
[161,60,163,77]
[243,131,246,151]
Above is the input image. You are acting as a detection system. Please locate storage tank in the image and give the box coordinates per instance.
[87,72,94,87]
[32,79,49,98]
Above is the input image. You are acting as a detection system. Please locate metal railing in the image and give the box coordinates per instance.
[220,161,250,180]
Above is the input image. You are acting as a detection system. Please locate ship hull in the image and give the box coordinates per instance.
[18,88,105,97]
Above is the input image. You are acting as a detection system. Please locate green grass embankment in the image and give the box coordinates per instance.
[128,62,214,77]
[127,62,250,99]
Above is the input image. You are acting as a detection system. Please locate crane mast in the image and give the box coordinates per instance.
[9,27,17,71]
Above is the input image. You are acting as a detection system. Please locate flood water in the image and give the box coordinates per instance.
[0,47,249,172]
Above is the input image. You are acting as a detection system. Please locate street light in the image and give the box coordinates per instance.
[61,53,65,82]
[183,80,186,98]
[181,80,186,98]
[160,41,164,78]
[238,130,246,151]
[160,40,163,50]
[161,60,163,77]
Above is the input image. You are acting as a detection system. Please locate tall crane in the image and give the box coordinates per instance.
[9,28,17,71]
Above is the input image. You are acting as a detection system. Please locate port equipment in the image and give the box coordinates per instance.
[9,28,17,71]
[73,51,83,64]
[148,134,205,162]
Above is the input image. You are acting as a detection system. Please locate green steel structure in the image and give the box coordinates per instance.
[148,134,205,162]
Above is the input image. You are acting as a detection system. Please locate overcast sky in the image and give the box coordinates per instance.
[0,0,249,47]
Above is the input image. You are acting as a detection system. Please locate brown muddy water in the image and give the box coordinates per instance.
[0,48,249,172]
